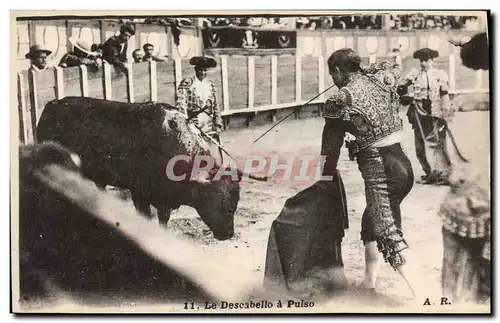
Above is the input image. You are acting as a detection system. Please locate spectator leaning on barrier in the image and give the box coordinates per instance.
[25,44,52,71]
[142,43,167,62]
[132,49,143,63]
[91,43,103,56]
[101,23,135,73]
[58,37,102,71]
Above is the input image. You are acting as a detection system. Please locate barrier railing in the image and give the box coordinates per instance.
[17,50,489,144]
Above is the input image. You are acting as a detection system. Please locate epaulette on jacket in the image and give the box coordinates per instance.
[324,88,350,119]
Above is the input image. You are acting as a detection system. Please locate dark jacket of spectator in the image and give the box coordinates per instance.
[101,36,129,71]
[101,24,135,72]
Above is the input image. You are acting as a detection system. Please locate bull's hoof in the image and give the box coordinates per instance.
[213,230,234,241]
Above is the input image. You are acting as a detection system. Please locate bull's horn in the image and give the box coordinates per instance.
[244,172,269,181]
[236,168,269,182]
[213,161,269,182]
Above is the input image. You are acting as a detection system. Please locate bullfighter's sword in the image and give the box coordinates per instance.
[194,125,238,163]
[252,83,336,145]
[253,64,401,146]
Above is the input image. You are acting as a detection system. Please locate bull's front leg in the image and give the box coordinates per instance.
[130,191,153,219]
[155,205,172,226]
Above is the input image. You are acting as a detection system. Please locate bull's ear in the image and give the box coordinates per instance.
[168,119,178,130]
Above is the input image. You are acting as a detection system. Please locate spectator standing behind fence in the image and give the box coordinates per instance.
[25,44,52,72]
[142,43,167,62]
[58,37,102,71]
[91,43,103,56]
[132,49,143,63]
[101,23,135,73]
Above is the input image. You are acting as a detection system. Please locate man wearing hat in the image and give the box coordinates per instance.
[25,44,52,71]
[59,37,102,70]
[101,23,135,73]
[399,47,453,185]
[176,56,223,161]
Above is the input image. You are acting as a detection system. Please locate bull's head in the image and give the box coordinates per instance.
[181,159,268,241]
[165,111,268,240]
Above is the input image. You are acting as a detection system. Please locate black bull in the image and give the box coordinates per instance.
[35,97,267,241]
[17,142,285,308]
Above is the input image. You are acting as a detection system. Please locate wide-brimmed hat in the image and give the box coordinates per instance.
[68,37,99,56]
[413,48,439,61]
[25,44,52,59]
[189,56,217,69]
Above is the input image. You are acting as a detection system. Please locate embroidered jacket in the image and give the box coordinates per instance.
[439,163,490,261]
[175,76,222,134]
[400,67,451,119]
[362,60,402,87]
[323,62,404,156]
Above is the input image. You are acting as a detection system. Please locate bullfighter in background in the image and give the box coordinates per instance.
[399,48,453,185]
[176,56,223,163]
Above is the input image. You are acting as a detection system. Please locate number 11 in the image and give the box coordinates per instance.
[184,301,195,309]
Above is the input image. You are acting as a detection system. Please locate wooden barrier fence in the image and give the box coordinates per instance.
[17,51,490,144]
